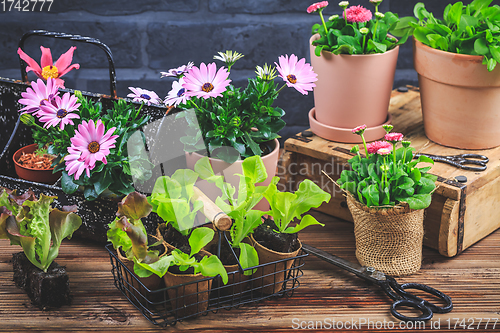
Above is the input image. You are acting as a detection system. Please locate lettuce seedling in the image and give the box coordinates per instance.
[195,155,267,275]
[0,187,82,272]
[148,169,204,236]
[263,178,331,234]
[134,227,228,284]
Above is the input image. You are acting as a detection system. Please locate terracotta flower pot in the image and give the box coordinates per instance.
[413,38,500,149]
[309,34,398,142]
[249,234,302,295]
[13,143,62,184]
[185,138,279,213]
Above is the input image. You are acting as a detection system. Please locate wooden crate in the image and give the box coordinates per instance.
[280,86,500,257]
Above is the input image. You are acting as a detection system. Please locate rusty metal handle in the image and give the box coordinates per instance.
[191,186,232,231]
[18,30,117,99]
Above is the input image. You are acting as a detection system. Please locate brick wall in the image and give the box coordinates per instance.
[0,0,469,140]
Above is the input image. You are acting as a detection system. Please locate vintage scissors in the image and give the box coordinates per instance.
[302,244,453,322]
[414,153,489,171]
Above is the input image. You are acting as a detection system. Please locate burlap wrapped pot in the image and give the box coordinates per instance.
[346,195,424,276]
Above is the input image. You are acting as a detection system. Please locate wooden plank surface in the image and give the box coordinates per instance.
[1,210,499,332]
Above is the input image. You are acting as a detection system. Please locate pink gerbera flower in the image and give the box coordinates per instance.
[127,87,162,105]
[377,147,391,155]
[18,78,59,114]
[385,132,404,143]
[17,46,80,89]
[183,63,231,99]
[275,54,318,95]
[343,5,372,23]
[66,119,118,178]
[160,62,194,78]
[366,140,392,154]
[352,124,367,135]
[38,92,81,130]
[164,78,189,107]
[307,1,328,13]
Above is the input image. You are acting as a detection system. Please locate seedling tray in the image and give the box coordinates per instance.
[106,243,307,326]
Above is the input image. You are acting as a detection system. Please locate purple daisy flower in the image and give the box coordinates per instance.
[64,146,88,180]
[183,62,231,99]
[160,62,194,78]
[164,78,189,107]
[275,54,318,95]
[127,87,162,105]
[66,119,118,178]
[37,92,80,130]
[18,78,59,114]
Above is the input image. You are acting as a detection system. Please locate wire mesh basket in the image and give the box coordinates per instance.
[106,243,307,326]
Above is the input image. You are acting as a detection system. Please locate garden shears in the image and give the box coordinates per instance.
[302,244,453,322]
[414,153,489,171]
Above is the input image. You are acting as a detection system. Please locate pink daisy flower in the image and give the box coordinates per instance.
[307,1,328,13]
[67,119,118,178]
[343,5,372,23]
[17,46,80,89]
[127,87,162,105]
[183,62,231,99]
[38,92,80,130]
[64,146,88,180]
[164,78,189,107]
[18,78,59,114]
[352,124,367,135]
[275,54,318,95]
[160,62,194,78]
[385,132,404,143]
[366,140,392,154]
[377,147,391,155]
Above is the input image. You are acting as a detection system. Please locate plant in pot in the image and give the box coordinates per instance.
[307,0,412,142]
[337,124,437,276]
[158,50,317,210]
[397,0,500,149]
[252,174,331,294]
[194,155,268,297]
[135,227,228,319]
[17,77,153,200]
[12,143,62,184]
[147,169,205,250]
[107,191,168,301]
[0,187,82,309]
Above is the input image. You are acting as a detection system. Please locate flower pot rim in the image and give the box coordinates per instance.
[310,34,400,58]
[250,234,302,257]
[12,143,57,172]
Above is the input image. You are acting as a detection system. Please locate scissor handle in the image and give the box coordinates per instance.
[391,299,433,322]
[398,282,453,314]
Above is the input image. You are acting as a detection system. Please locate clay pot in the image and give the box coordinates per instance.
[13,144,62,184]
[309,34,398,142]
[163,250,214,319]
[249,234,302,295]
[185,138,279,213]
[413,38,500,149]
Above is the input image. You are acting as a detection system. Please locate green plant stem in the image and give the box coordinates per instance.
[344,8,347,25]
[382,156,388,190]
[319,9,329,36]
[362,35,367,53]
[392,142,397,175]
[276,84,287,94]
[360,133,368,157]
[402,146,407,164]
[373,20,379,41]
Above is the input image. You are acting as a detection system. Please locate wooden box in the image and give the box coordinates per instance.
[280,87,500,257]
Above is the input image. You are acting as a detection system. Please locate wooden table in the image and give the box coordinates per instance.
[1,211,499,332]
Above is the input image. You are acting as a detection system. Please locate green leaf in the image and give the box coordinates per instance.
[61,171,79,195]
[242,155,268,184]
[474,38,490,55]
[284,214,325,234]
[189,227,215,257]
[197,255,228,285]
[134,255,174,278]
[417,176,436,195]
[402,194,433,210]
[238,242,259,276]
[83,186,98,201]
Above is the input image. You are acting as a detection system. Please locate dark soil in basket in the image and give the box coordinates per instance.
[209,240,241,266]
[12,252,71,309]
[159,223,190,250]
[167,246,203,275]
[253,218,300,254]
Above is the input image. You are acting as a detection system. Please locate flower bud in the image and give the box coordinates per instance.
[350,145,360,154]
[339,1,349,9]
[382,124,393,133]
[329,14,339,21]
[360,27,369,35]
[375,12,385,19]
[402,141,411,148]
[20,113,36,126]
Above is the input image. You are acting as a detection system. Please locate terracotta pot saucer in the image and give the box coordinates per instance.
[309,108,392,143]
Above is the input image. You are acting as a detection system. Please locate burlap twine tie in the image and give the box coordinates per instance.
[346,195,424,276]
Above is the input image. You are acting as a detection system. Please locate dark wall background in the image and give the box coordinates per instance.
[0,0,476,141]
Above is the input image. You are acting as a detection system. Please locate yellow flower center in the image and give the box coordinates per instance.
[287,74,297,84]
[202,82,214,93]
[88,141,100,153]
[41,65,59,80]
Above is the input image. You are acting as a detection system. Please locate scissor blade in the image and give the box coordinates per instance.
[302,244,386,282]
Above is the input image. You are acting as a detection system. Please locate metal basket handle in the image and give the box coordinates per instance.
[18,30,117,99]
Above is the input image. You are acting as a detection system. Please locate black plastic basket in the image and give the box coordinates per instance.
[106,242,307,326]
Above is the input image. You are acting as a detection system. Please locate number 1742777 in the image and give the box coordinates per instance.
[1,0,53,11]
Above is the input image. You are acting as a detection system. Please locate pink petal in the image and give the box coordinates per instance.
[40,46,53,69]
[58,63,80,77]
[17,48,41,75]
[54,46,76,72]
